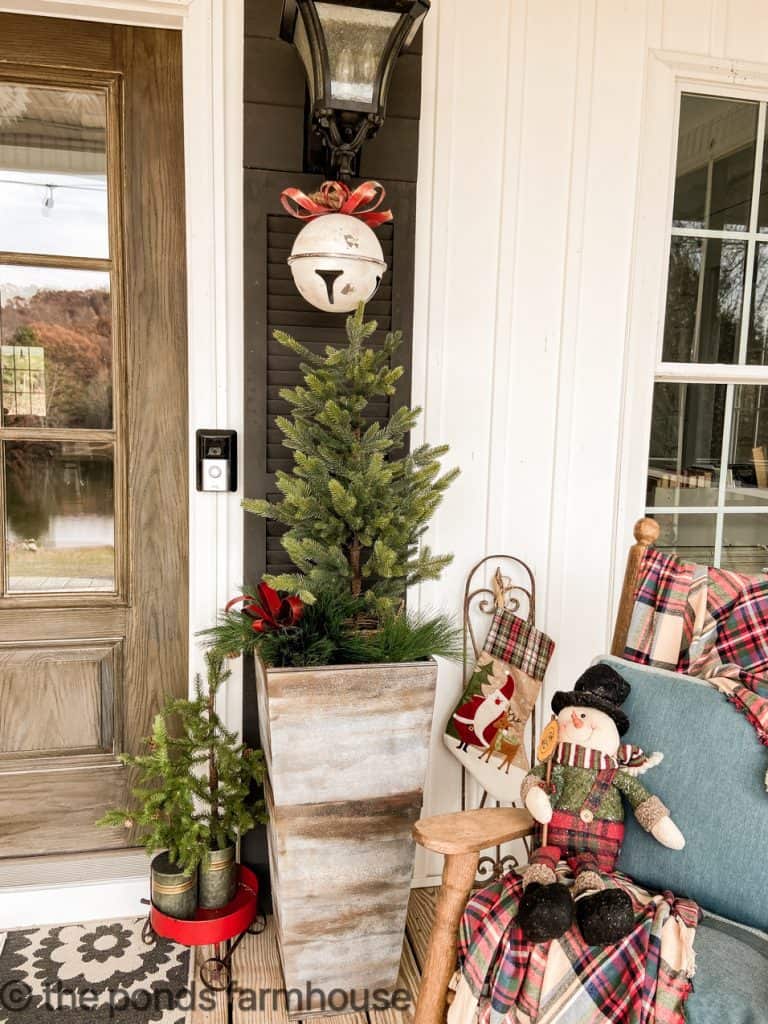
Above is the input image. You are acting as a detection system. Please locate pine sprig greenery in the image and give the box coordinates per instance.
[97,652,266,871]
[242,304,459,612]
[338,609,463,665]
[200,593,462,668]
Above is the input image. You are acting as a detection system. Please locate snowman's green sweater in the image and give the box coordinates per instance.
[527,762,658,823]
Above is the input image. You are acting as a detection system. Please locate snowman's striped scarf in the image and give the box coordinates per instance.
[553,741,656,773]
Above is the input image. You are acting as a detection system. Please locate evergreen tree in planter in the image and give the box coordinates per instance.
[201,306,461,1001]
[245,303,458,613]
[98,652,265,914]
[205,304,461,666]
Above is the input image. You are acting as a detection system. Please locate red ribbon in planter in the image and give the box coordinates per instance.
[226,582,303,633]
[280,180,393,228]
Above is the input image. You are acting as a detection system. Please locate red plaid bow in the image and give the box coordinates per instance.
[226,583,303,633]
[280,180,393,228]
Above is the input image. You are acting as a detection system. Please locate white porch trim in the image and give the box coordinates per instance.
[0,0,191,28]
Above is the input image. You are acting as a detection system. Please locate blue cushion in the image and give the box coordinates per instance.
[597,656,768,931]
[687,913,768,1024]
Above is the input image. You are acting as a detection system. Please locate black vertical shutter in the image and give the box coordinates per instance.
[244,171,416,587]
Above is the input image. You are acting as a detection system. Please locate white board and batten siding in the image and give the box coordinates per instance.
[410,0,768,885]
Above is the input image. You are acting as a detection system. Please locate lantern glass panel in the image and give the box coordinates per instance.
[315,3,399,106]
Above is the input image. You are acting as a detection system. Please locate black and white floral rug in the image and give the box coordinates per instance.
[0,918,192,1023]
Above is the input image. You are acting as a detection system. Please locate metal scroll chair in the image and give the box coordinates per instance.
[459,554,539,884]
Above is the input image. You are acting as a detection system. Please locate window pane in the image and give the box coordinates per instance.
[650,512,717,564]
[0,83,108,258]
[726,385,768,506]
[673,95,758,232]
[4,440,114,593]
[721,514,768,574]
[747,242,768,364]
[662,237,746,363]
[647,382,726,506]
[0,265,111,429]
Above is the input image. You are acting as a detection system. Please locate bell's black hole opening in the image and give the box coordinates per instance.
[315,268,344,304]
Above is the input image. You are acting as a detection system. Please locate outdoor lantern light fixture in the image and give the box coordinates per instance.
[281,0,430,179]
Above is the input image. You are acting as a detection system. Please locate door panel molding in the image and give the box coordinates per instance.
[0,638,124,767]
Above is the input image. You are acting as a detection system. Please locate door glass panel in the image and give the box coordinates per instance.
[0,83,108,258]
[726,385,768,505]
[4,440,114,593]
[747,242,768,365]
[651,512,717,564]
[662,237,746,363]
[721,514,768,574]
[0,265,111,428]
[647,382,726,507]
[673,95,758,232]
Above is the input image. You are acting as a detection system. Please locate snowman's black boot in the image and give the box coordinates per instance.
[517,882,574,943]
[576,887,635,946]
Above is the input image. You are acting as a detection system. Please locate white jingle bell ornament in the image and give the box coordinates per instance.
[288,213,386,314]
[281,181,392,314]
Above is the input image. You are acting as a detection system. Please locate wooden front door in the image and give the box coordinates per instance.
[0,15,188,860]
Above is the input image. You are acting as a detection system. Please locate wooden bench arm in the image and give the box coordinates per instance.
[412,807,534,1024]
[413,807,534,855]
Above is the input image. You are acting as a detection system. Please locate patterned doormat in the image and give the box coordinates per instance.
[0,918,192,1023]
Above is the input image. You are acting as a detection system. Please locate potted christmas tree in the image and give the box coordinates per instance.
[206,305,459,1005]
[98,652,265,914]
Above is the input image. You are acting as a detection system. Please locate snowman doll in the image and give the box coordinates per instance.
[518,664,685,946]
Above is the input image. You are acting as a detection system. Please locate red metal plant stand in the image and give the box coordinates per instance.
[141,865,263,990]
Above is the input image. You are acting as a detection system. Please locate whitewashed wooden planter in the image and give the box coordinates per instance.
[255,655,438,1009]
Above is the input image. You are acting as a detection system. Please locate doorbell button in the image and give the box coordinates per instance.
[196,429,237,492]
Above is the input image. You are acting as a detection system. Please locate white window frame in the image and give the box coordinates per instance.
[616,51,768,592]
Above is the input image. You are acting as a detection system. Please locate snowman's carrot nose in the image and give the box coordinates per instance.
[571,711,585,728]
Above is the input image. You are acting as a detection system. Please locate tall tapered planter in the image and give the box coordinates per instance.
[255,654,437,1009]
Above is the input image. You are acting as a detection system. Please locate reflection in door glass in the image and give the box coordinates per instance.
[4,440,115,593]
[673,95,758,232]
[651,512,717,565]
[0,265,111,429]
[0,83,108,258]
[662,237,746,363]
[721,515,768,575]
[646,382,726,506]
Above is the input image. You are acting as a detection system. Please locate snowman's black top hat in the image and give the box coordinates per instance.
[551,664,631,736]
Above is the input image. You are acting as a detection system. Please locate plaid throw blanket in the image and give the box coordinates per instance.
[448,867,699,1024]
[624,547,768,751]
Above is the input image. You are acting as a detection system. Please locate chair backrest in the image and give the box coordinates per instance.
[601,655,768,932]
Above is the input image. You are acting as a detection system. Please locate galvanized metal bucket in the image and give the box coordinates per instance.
[199,845,237,909]
[150,851,198,920]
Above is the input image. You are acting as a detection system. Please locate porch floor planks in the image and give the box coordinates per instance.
[192,944,228,1024]
[405,887,438,973]
[231,917,287,1024]
[226,887,439,1024]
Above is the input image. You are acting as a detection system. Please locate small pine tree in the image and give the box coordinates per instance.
[165,652,266,855]
[243,304,459,612]
[97,713,209,873]
[98,652,265,871]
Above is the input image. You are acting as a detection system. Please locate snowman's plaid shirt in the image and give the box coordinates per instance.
[455,868,700,1024]
[624,546,768,747]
